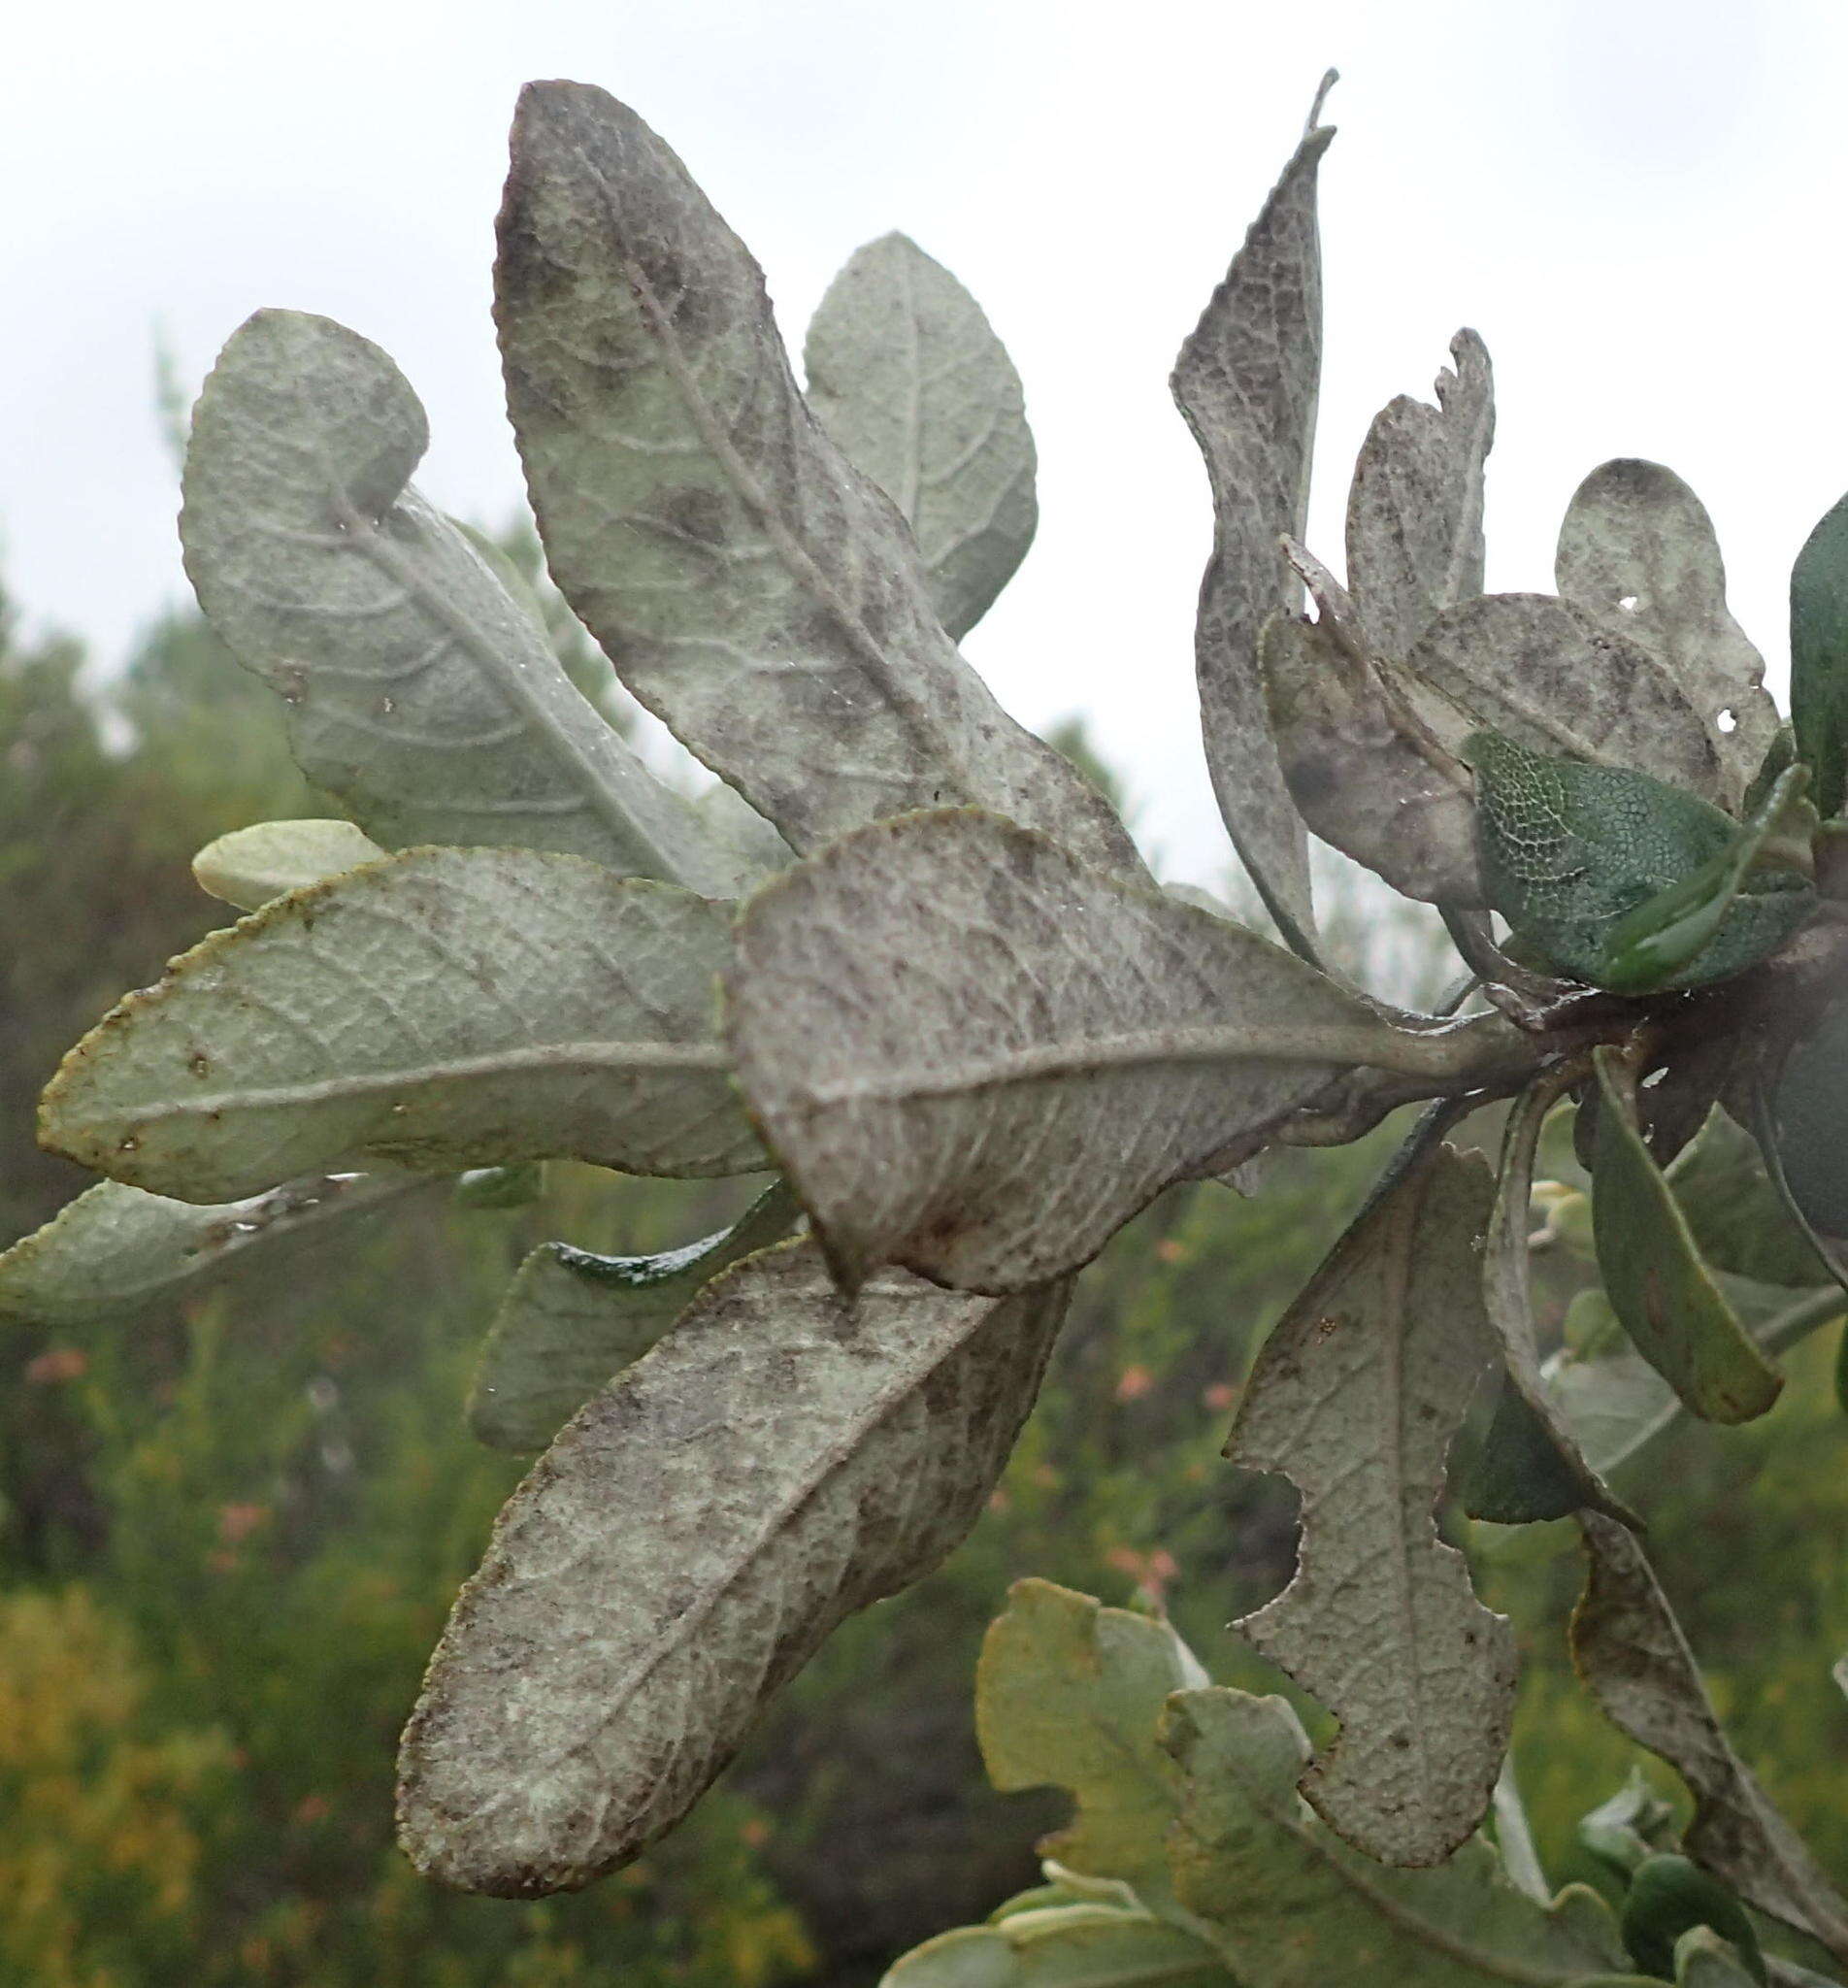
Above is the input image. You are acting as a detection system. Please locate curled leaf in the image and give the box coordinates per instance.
[1171,98,1335,959]
[1344,328,1494,660]
[399,1241,1066,1894]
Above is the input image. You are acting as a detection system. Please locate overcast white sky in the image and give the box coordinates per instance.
[5,0,1847,882]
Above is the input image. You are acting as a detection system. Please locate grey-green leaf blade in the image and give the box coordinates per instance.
[1228,1140,1517,1867]
[1406,594,1722,800]
[192,818,387,912]
[494,83,1140,878]
[1557,460,1778,807]
[1170,110,1335,960]
[397,1240,1067,1895]
[728,808,1490,1297]
[806,231,1036,641]
[40,847,761,1204]
[467,1180,799,1451]
[1344,329,1494,660]
[1572,1513,1848,1967]
[0,1168,431,1326]
[883,1908,1234,1988]
[181,310,744,895]
[1791,490,1848,819]
[1160,1687,1646,1985]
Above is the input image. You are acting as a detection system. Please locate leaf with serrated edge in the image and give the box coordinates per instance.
[192,819,387,911]
[181,311,745,896]
[1260,610,1482,907]
[884,1907,1234,1988]
[728,808,1513,1297]
[0,1169,430,1326]
[494,83,1139,879]
[1171,95,1335,961]
[1557,460,1778,809]
[1404,594,1722,801]
[1345,329,1494,661]
[397,1239,1067,1895]
[976,1579,1209,1927]
[1590,1051,1782,1424]
[40,846,761,1204]
[1471,1077,1634,1525]
[468,1180,798,1451]
[1159,1688,1646,1985]
[1572,1513,1848,1967]
[805,232,1036,642]
[1228,1133,1516,1867]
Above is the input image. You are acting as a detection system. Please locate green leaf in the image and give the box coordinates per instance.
[1465,1077,1634,1526]
[976,1579,1208,1925]
[1572,1512,1848,1967]
[1592,768,1815,995]
[1159,1687,1649,1984]
[805,232,1036,642]
[398,1241,1067,1895]
[1544,1277,1843,1480]
[885,1907,1234,1988]
[1666,1110,1832,1289]
[1170,88,1336,962]
[1406,595,1722,802]
[493,83,1141,879]
[1670,1930,1764,1988]
[1790,488,1848,818]
[192,818,387,911]
[0,1169,430,1326]
[1344,329,1494,661]
[1578,1771,1680,1881]
[1555,460,1779,809]
[1259,608,1482,907]
[1590,1049,1783,1425]
[728,808,1518,1296]
[1766,991,1848,1246]
[40,847,762,1204]
[1621,1856,1765,1984]
[1468,733,1814,992]
[180,311,746,896]
[467,1180,799,1451]
[1226,1131,1517,1866]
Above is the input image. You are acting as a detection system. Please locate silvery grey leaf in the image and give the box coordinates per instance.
[40,846,761,1204]
[191,818,387,911]
[727,808,1508,1296]
[467,1180,799,1451]
[181,311,746,896]
[495,83,1141,878]
[397,1238,1067,1895]
[805,231,1036,640]
[1171,105,1336,960]
[1574,1512,1848,1965]
[1403,593,1723,800]
[0,1168,431,1326]
[1260,611,1482,907]
[1228,1135,1516,1866]
[1556,460,1778,808]
[1345,330,1494,661]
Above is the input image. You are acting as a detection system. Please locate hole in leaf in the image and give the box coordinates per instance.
[1641,1067,1667,1088]
[1617,595,1641,613]
[1717,707,1738,733]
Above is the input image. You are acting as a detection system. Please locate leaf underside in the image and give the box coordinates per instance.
[398,1240,1067,1895]
[728,808,1428,1296]
[40,846,761,1204]
[1229,1137,1517,1866]
[494,83,1141,879]
[804,230,1037,642]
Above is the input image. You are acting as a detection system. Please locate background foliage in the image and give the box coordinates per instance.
[1,572,1842,1985]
